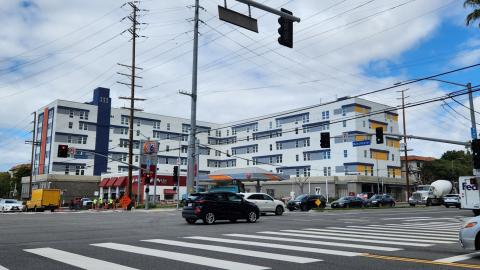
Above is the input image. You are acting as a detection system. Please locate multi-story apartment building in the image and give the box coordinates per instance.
[30,87,404,199]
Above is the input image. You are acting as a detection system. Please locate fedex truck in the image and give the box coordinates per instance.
[459,176,480,216]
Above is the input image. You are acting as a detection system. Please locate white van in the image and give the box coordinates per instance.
[459,176,480,216]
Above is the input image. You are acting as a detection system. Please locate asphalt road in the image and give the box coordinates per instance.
[0,206,478,270]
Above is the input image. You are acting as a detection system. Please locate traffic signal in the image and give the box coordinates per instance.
[472,139,480,169]
[173,165,179,183]
[320,132,330,148]
[57,144,69,158]
[277,8,293,48]
[375,127,384,144]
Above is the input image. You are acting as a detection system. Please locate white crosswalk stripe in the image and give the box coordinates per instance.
[280,230,455,244]
[0,265,8,270]
[334,227,459,238]
[434,251,480,263]
[353,226,459,236]
[24,248,139,270]
[365,225,459,232]
[306,228,458,240]
[182,236,362,257]
[222,233,402,251]
[142,239,322,263]
[258,231,433,247]
[92,243,269,270]
[389,223,461,229]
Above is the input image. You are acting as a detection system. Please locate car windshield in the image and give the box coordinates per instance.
[5,200,16,204]
[339,196,351,201]
[370,195,382,200]
[444,194,458,197]
[294,194,308,200]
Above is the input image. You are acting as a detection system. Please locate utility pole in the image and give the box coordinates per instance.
[186,0,200,198]
[29,111,36,199]
[118,2,146,210]
[177,139,181,209]
[398,89,410,200]
[467,82,477,139]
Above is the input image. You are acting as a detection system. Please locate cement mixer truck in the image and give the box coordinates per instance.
[409,180,453,207]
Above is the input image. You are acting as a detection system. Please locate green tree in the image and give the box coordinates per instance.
[420,150,473,184]
[464,0,480,27]
[0,172,11,198]
[11,164,31,198]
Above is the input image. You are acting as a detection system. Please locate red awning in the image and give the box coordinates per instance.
[164,189,177,195]
[105,178,116,187]
[99,178,109,187]
[113,176,127,187]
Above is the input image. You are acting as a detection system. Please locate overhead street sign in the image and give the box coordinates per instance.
[218,5,258,33]
[352,140,371,147]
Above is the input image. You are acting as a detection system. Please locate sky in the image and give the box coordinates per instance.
[1,0,480,171]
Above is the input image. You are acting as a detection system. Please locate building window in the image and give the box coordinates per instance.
[363,121,366,128]
[216,150,221,157]
[166,123,170,130]
[121,116,129,125]
[295,128,298,134]
[253,145,258,153]
[67,135,72,143]
[323,167,327,176]
[136,119,141,126]
[304,138,310,147]
[365,167,368,176]
[342,108,346,116]
[247,136,249,141]
[327,167,331,176]
[166,145,170,152]
[296,168,300,177]
[79,122,88,130]
[136,130,140,136]
[322,111,329,120]
[296,154,299,162]
[69,110,74,118]
[276,143,282,150]
[75,165,85,176]
[135,155,139,163]
[154,121,161,129]
[295,141,299,148]
[342,120,346,127]
[364,150,367,158]
[344,150,348,158]
[270,144,272,151]
[68,122,73,129]
[276,155,282,163]
[269,121,272,129]
[303,114,309,123]
[392,154,395,161]
[65,165,69,175]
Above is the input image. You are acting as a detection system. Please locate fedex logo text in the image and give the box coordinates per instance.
[463,183,478,190]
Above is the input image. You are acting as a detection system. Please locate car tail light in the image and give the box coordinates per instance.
[464,222,478,228]
[194,207,201,214]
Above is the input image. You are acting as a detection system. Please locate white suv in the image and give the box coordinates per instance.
[239,193,285,216]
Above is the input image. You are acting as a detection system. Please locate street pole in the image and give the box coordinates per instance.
[187,0,200,198]
[195,138,200,192]
[399,89,411,200]
[325,178,328,202]
[29,111,36,199]
[177,140,181,210]
[467,83,477,140]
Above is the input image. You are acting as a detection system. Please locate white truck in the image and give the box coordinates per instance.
[409,180,452,207]
[459,176,480,216]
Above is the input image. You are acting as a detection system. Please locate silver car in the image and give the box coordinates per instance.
[459,216,480,250]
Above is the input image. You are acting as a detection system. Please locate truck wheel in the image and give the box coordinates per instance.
[409,203,415,207]
[473,209,480,216]
[426,199,432,207]
[445,205,450,208]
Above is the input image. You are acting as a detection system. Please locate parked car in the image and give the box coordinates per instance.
[238,193,285,215]
[0,199,25,212]
[286,194,326,211]
[366,194,395,207]
[443,194,461,208]
[459,216,480,250]
[182,191,260,225]
[331,196,366,208]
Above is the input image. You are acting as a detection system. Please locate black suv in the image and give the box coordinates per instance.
[182,191,260,225]
[287,194,327,211]
[367,194,395,207]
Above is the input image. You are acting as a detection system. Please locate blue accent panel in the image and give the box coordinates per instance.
[92,87,111,175]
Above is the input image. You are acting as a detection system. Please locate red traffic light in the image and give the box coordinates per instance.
[57,144,69,158]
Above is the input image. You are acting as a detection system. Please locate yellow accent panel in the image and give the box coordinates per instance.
[371,122,387,130]
[357,165,365,172]
[386,139,400,148]
[355,135,366,141]
[393,115,398,121]
[371,150,388,160]
[394,168,401,177]
[354,106,371,113]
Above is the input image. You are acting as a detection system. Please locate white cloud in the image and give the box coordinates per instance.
[0,0,473,169]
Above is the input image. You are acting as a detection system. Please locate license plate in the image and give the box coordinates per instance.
[188,203,192,207]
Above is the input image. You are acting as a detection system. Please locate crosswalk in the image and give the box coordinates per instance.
[20,220,469,270]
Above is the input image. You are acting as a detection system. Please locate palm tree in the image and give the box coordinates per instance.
[465,0,480,27]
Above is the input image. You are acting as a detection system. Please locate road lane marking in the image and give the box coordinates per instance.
[91,242,269,270]
[183,236,362,257]
[223,234,402,251]
[280,230,455,244]
[0,265,8,270]
[24,248,139,270]
[366,225,459,232]
[363,254,480,269]
[258,231,432,247]
[394,224,461,228]
[356,226,459,235]
[434,252,480,263]
[305,228,458,240]
[335,227,459,238]
[142,239,321,263]
[382,217,433,220]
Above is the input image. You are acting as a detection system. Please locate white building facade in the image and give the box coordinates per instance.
[33,87,402,187]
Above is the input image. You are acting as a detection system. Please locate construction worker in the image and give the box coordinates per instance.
[99,197,103,209]
[108,198,113,209]
[92,198,97,209]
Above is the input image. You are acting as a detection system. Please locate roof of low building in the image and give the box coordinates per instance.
[400,155,435,162]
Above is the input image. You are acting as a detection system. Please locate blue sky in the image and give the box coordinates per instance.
[1,0,480,171]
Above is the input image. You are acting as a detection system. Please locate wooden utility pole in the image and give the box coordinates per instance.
[398,89,410,200]
[28,111,37,199]
[118,2,145,210]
